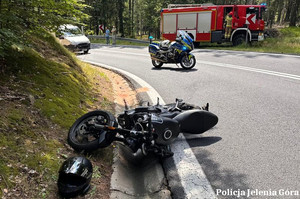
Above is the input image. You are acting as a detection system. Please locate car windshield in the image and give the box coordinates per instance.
[60,26,82,37]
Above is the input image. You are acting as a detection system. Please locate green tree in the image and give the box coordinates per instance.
[0,0,88,57]
[289,0,300,26]
[117,0,126,37]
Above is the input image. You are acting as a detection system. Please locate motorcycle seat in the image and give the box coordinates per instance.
[160,112,179,119]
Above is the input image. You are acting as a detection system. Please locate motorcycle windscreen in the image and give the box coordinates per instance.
[174,110,218,134]
[178,30,193,48]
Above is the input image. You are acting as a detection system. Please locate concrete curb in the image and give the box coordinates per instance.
[84,61,171,199]
[110,145,170,199]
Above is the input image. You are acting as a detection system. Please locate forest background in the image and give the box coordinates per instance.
[83,0,300,39]
[1,0,299,56]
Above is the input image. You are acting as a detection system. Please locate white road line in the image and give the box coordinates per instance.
[79,58,217,199]
[198,60,300,81]
[195,49,300,58]
[91,48,300,81]
[172,134,217,199]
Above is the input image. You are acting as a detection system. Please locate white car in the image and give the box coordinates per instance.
[58,24,90,54]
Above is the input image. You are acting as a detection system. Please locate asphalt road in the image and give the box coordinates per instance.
[79,45,300,198]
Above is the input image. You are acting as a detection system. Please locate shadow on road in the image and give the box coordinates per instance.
[151,67,198,73]
[76,52,89,56]
[163,134,252,199]
[194,49,290,59]
[91,43,147,49]
[191,148,253,198]
[183,135,222,147]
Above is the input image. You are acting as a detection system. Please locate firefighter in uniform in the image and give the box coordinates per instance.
[225,12,233,39]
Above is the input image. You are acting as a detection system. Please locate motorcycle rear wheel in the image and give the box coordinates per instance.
[180,55,196,69]
[68,110,116,152]
[152,60,163,68]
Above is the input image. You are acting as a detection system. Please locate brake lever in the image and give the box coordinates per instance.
[173,100,181,111]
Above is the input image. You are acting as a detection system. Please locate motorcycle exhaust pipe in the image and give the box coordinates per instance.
[174,110,218,134]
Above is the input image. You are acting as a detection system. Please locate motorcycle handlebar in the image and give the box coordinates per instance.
[92,123,150,137]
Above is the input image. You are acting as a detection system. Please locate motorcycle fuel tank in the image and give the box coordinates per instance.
[174,110,218,134]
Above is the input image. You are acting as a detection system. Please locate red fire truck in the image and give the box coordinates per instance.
[161,4,267,46]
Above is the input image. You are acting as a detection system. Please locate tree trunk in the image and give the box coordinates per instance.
[131,0,134,37]
[267,0,271,28]
[289,0,300,26]
[276,1,284,23]
[118,0,125,37]
[0,0,2,28]
[285,0,292,21]
[129,0,132,36]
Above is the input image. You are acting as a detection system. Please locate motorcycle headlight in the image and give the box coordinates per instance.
[182,46,187,51]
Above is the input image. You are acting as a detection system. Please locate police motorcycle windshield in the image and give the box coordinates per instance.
[178,30,193,49]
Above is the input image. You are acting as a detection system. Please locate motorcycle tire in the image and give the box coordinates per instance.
[68,110,116,152]
[152,60,163,68]
[180,55,196,69]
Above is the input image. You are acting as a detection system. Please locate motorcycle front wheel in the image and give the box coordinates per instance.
[180,55,196,69]
[152,60,163,68]
[68,110,116,152]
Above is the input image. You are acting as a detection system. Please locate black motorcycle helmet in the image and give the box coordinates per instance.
[57,156,93,198]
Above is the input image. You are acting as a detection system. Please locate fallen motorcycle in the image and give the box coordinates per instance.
[148,30,196,69]
[68,99,218,158]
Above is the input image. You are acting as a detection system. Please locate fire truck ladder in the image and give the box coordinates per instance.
[167,3,214,8]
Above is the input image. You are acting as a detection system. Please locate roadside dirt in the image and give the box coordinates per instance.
[80,65,139,199]
[0,64,139,199]
[97,67,139,112]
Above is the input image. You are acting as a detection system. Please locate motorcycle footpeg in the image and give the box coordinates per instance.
[202,103,209,111]
[159,150,174,158]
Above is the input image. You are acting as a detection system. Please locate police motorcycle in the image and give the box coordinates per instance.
[67,98,218,158]
[148,30,196,69]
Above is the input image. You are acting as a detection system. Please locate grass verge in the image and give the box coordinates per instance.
[0,31,115,198]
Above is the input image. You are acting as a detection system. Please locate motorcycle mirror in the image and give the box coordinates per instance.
[175,100,179,108]
[123,99,128,110]
[149,36,153,44]
[157,97,160,105]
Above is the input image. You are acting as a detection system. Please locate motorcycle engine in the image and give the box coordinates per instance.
[118,111,180,146]
[151,114,180,145]
[168,52,174,58]
[156,51,168,61]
